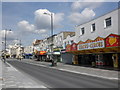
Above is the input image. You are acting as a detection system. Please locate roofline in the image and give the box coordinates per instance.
[58,31,75,34]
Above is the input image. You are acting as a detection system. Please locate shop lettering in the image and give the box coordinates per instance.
[78,40,104,50]
[90,42,103,48]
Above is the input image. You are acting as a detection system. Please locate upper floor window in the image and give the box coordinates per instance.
[80,27,85,35]
[91,23,95,32]
[64,42,66,47]
[67,41,69,44]
[71,40,74,44]
[104,17,111,28]
[60,36,62,41]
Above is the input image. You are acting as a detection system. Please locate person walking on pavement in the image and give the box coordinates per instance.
[2,53,6,63]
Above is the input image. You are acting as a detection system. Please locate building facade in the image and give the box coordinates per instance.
[65,8,120,69]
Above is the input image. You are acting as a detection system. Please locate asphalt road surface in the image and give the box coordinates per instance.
[7,60,118,89]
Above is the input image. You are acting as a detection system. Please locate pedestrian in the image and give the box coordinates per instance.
[2,53,6,63]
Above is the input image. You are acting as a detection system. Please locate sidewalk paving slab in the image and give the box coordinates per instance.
[0,59,47,89]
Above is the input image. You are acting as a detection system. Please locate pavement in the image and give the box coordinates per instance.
[16,59,119,80]
[7,60,118,88]
[0,59,47,89]
[0,59,2,90]
[0,58,119,89]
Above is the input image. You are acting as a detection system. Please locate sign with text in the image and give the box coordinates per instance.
[40,51,46,55]
[78,40,105,50]
[106,34,120,47]
[66,44,71,52]
[71,43,77,51]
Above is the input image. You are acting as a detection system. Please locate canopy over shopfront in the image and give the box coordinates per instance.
[66,34,120,54]
[65,34,120,68]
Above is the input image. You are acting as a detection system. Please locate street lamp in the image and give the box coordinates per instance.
[43,12,53,37]
[43,12,54,61]
[2,29,12,62]
[4,29,11,54]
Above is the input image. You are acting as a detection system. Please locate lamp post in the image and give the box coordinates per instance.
[43,12,53,38]
[4,29,11,62]
[5,29,11,52]
[43,12,54,61]
[19,39,22,60]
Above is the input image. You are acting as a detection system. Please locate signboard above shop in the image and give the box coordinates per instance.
[77,37,105,51]
[71,43,77,51]
[106,34,120,47]
[39,51,46,55]
[66,44,71,52]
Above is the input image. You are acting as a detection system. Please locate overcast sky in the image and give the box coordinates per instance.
[1,0,119,48]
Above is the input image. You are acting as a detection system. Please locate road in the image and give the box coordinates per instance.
[7,60,118,89]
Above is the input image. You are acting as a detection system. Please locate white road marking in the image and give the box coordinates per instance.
[6,62,18,71]
[58,68,118,80]
[5,84,17,87]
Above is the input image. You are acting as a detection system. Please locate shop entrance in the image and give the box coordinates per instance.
[78,54,95,66]
[103,53,113,67]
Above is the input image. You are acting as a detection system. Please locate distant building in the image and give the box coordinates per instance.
[8,43,24,59]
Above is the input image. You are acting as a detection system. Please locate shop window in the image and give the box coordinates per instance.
[80,27,85,35]
[91,23,96,32]
[104,17,111,28]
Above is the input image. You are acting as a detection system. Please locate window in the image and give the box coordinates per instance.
[68,41,69,44]
[91,23,95,32]
[80,27,85,35]
[64,42,66,47]
[60,36,62,41]
[71,40,74,44]
[104,17,111,28]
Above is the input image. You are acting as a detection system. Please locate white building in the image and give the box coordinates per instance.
[24,46,33,54]
[16,46,24,59]
[64,8,120,68]
[63,34,75,49]
[54,31,75,50]
[75,8,119,43]
[32,39,43,52]
[8,43,24,58]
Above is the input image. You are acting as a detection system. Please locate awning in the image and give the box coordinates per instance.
[69,46,120,54]
[53,52,60,55]
[24,54,33,55]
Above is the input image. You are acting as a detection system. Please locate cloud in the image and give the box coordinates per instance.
[34,9,64,30]
[71,2,82,11]
[18,20,35,33]
[17,9,64,36]
[68,8,95,24]
[69,1,107,25]
[71,1,104,11]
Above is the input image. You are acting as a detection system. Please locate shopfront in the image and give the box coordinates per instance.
[105,34,120,69]
[61,44,74,64]
[77,37,105,67]
[64,34,120,69]
[36,51,47,61]
[53,47,62,62]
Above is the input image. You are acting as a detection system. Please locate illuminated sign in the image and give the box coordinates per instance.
[106,34,120,47]
[66,44,71,52]
[40,51,46,55]
[78,40,105,50]
[71,43,77,51]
